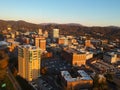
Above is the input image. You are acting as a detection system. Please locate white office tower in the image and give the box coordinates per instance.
[38,29,43,35]
[53,29,59,38]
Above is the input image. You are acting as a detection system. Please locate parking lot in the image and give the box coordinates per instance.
[30,75,62,90]
[41,58,72,74]
[29,58,72,90]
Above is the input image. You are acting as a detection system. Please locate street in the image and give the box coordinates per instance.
[7,68,22,90]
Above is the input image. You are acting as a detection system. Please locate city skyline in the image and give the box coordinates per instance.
[0,0,120,26]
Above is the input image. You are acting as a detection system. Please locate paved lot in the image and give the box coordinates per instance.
[41,58,71,74]
[31,76,62,90]
[29,58,72,90]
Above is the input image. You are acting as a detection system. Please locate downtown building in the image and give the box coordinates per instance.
[57,36,68,45]
[60,70,93,90]
[85,40,92,47]
[103,52,117,64]
[62,48,86,66]
[52,29,59,38]
[18,45,41,81]
[38,29,43,36]
[34,36,46,51]
[61,47,93,66]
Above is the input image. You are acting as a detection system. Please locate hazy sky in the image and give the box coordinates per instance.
[0,0,120,26]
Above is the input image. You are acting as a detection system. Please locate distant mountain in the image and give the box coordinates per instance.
[0,20,40,31]
[40,23,59,25]
[64,23,84,26]
[0,19,120,40]
[106,26,120,29]
[39,23,84,27]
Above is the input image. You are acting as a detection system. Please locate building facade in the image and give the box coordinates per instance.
[18,45,41,81]
[85,40,92,47]
[62,48,86,66]
[43,30,48,38]
[61,70,93,90]
[34,37,46,51]
[103,52,117,63]
[38,29,43,35]
[52,29,59,38]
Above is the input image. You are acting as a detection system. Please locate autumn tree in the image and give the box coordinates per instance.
[93,74,108,90]
[41,67,47,75]
[0,50,9,80]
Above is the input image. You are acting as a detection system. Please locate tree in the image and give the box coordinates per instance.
[0,33,4,41]
[0,50,9,80]
[41,67,47,75]
[104,73,113,82]
[93,74,108,90]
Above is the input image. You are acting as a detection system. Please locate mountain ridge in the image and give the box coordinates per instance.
[0,19,120,28]
[0,19,120,40]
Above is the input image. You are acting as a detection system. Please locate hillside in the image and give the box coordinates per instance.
[0,20,120,40]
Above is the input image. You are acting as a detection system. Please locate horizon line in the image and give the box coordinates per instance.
[0,19,120,27]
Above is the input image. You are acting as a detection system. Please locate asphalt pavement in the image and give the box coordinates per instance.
[7,68,22,90]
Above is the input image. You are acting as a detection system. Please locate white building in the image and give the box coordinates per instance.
[53,29,59,38]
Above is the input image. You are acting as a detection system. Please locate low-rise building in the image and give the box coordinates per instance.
[0,41,9,50]
[103,52,117,63]
[91,60,115,72]
[62,48,86,66]
[6,38,14,43]
[8,41,19,52]
[91,39,101,46]
[60,70,93,90]
[11,33,15,38]
[86,52,93,60]
[58,37,66,45]
[85,40,92,47]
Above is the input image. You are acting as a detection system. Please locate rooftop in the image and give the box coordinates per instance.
[61,70,92,82]
[0,41,8,49]
[0,41,8,46]
[105,52,117,57]
[64,48,85,54]
[19,44,40,50]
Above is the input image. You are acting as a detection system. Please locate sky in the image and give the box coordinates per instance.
[0,0,120,26]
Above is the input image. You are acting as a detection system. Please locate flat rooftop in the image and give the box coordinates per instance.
[61,70,92,82]
[19,44,40,50]
[64,48,85,54]
[0,41,8,46]
[0,41,8,49]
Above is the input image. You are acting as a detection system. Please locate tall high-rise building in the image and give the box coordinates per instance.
[43,30,48,38]
[34,37,46,51]
[18,45,41,81]
[52,29,59,38]
[38,29,43,35]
